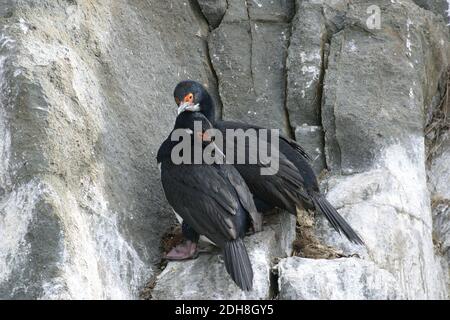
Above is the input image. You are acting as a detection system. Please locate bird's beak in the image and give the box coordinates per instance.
[177,102,201,115]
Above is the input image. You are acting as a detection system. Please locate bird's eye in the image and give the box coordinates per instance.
[184,93,193,103]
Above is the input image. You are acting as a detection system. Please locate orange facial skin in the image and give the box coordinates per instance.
[184,93,194,104]
[196,131,210,141]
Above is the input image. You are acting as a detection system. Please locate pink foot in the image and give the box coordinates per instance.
[165,241,198,260]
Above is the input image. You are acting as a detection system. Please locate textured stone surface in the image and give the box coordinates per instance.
[413,0,450,23]
[152,212,296,300]
[277,257,403,300]
[322,2,448,174]
[209,2,291,132]
[285,0,346,178]
[294,125,326,175]
[433,200,450,293]
[197,0,227,28]
[316,1,449,299]
[247,0,295,22]
[314,143,447,299]
[429,134,450,199]
[286,1,326,127]
[0,0,218,299]
[429,132,450,293]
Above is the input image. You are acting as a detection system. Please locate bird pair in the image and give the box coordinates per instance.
[157,81,364,291]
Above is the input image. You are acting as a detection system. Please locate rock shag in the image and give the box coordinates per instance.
[157,110,262,291]
[172,80,364,245]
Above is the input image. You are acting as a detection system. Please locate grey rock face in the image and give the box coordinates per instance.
[322,2,449,174]
[413,0,450,23]
[429,134,450,199]
[286,1,326,127]
[152,212,296,300]
[0,0,217,299]
[314,158,447,299]
[277,257,403,300]
[221,0,294,24]
[209,1,292,132]
[433,200,450,292]
[429,133,450,292]
[247,0,295,22]
[197,0,227,29]
[312,0,449,299]
[294,125,326,175]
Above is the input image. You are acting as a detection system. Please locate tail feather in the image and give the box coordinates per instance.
[312,194,364,245]
[223,238,253,291]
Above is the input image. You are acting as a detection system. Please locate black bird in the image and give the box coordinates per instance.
[157,110,262,290]
[172,80,364,245]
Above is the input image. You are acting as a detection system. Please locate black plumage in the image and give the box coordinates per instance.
[157,111,262,290]
[173,80,364,245]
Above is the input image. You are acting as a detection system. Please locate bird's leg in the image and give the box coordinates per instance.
[165,221,200,260]
[165,240,198,260]
[246,224,257,236]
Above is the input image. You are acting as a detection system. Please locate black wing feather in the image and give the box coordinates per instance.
[218,164,262,232]
[161,162,254,244]
[311,193,364,245]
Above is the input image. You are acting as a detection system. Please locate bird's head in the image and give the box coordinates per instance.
[173,80,215,122]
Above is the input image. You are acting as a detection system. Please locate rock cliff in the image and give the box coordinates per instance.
[1,0,449,299]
